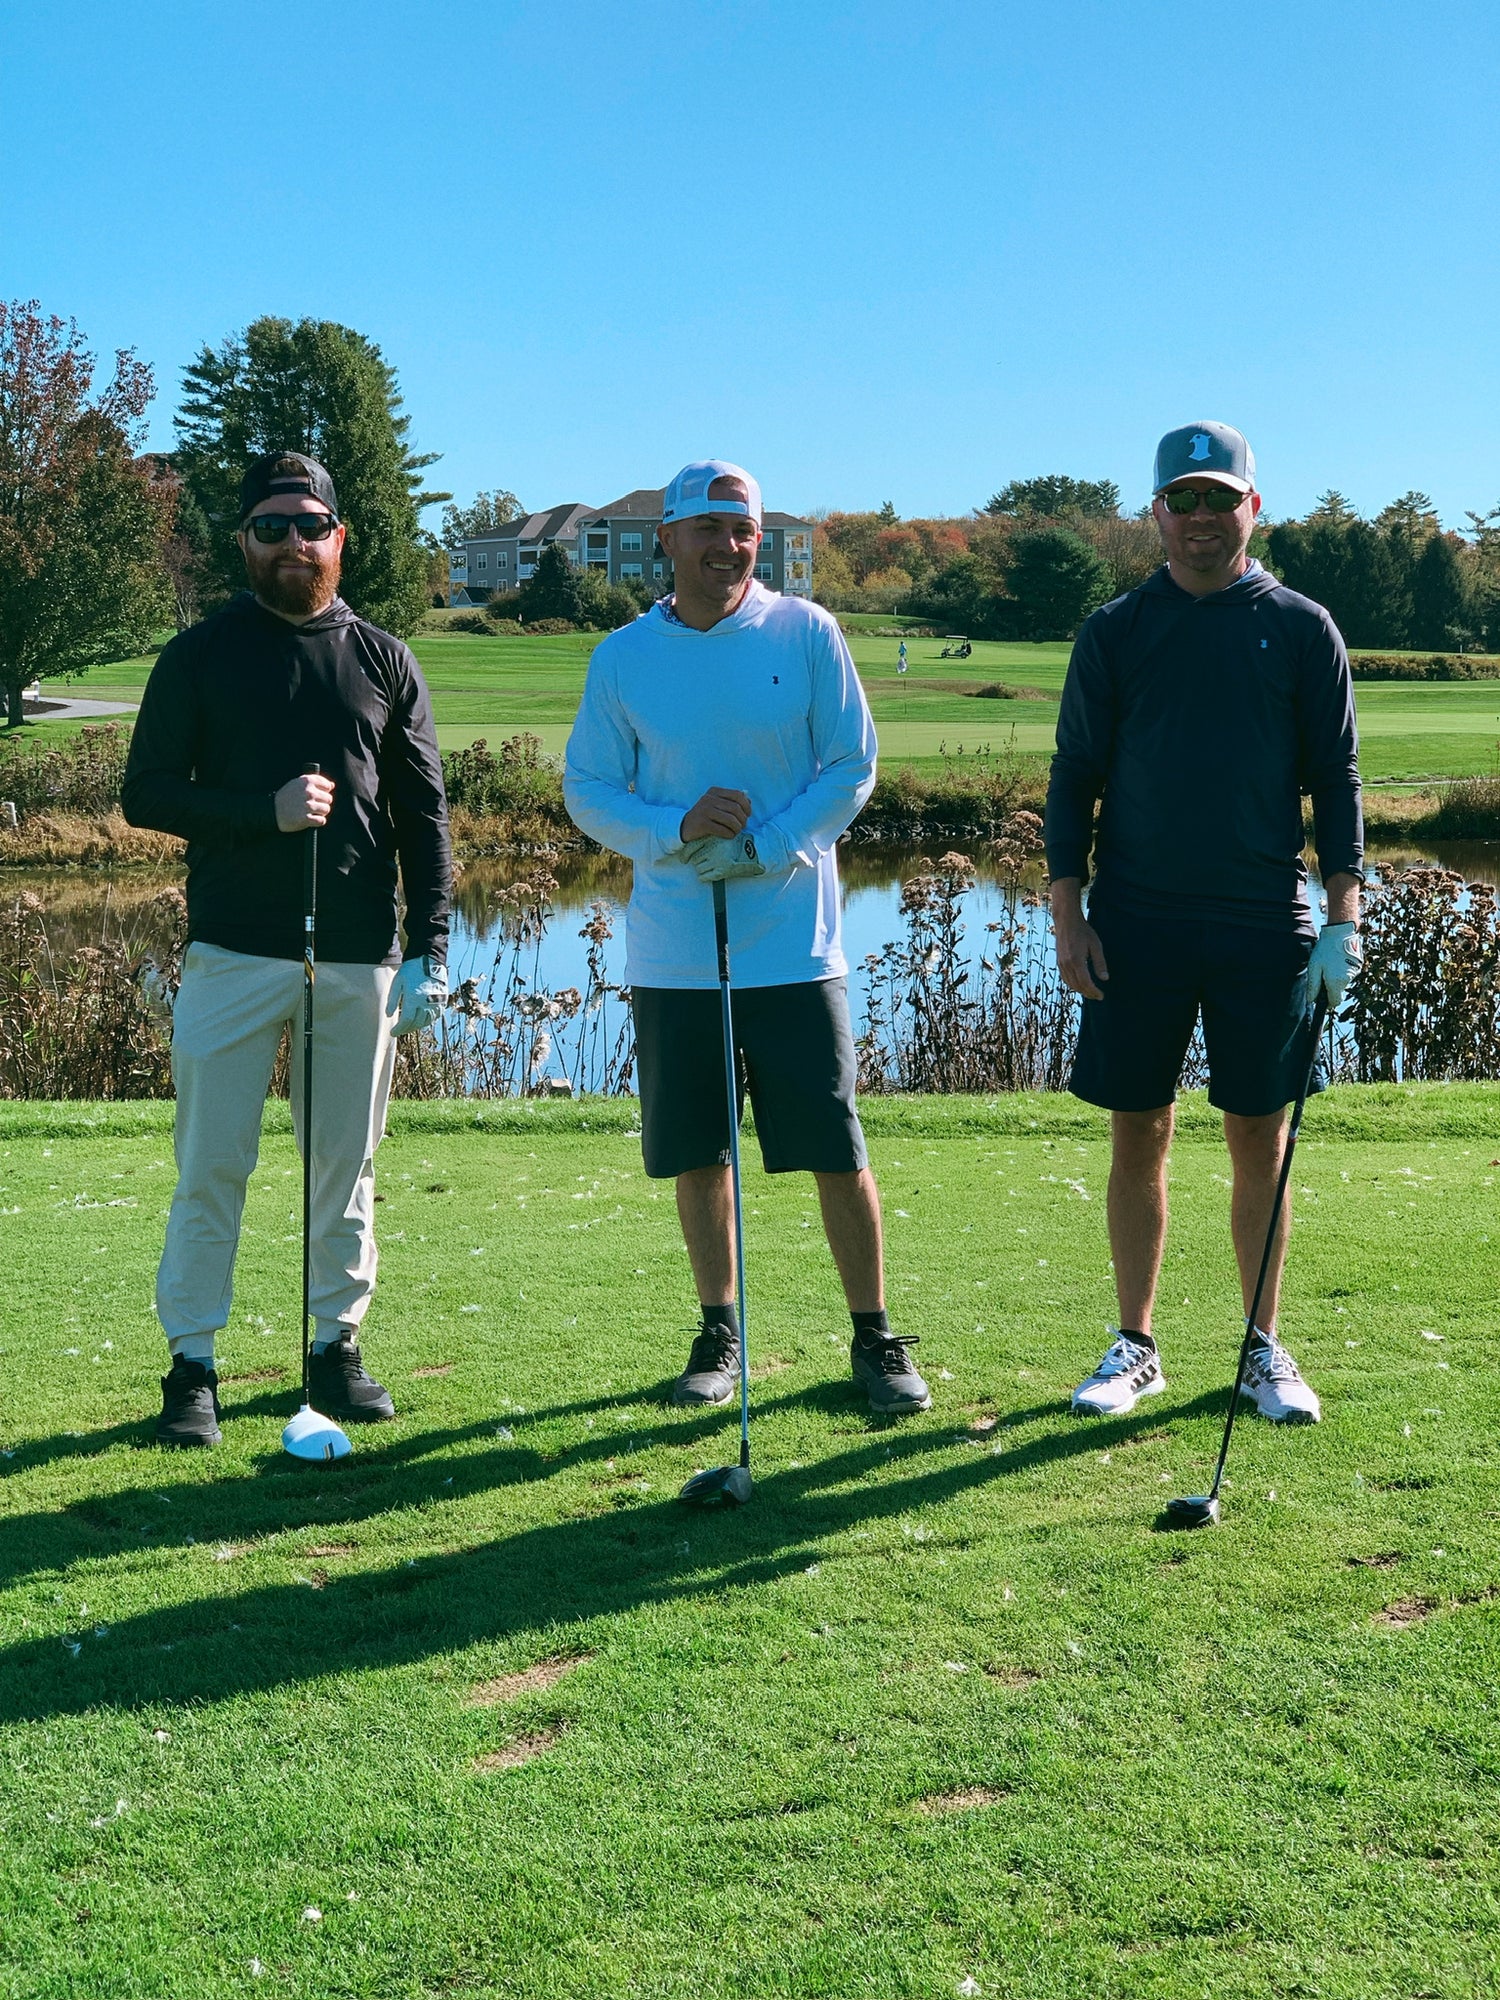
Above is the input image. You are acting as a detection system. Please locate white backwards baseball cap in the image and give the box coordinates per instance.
[661,460,763,525]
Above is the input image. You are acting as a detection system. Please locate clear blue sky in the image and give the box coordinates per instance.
[4,1,1496,529]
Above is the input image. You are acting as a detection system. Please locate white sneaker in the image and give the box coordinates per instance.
[1239,1328,1321,1424]
[1070,1333,1166,1416]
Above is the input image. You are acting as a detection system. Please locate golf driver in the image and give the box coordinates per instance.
[1166,996,1329,1529]
[678,878,752,1507]
[282,766,352,1464]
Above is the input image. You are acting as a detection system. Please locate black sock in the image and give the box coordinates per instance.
[1119,1327,1156,1352]
[700,1302,739,1339]
[851,1308,891,1345]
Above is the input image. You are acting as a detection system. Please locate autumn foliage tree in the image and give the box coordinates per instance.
[0,301,172,728]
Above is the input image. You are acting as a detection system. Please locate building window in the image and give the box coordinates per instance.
[620,562,643,577]
[496,552,508,569]
[620,532,643,552]
[586,532,607,551]
[755,563,773,581]
[653,561,664,579]
[476,553,487,569]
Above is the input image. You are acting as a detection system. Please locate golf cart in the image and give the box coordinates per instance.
[939,636,972,660]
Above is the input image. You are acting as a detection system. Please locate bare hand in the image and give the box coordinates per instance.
[681,787,751,843]
[1054,917,1109,1000]
[274,772,335,833]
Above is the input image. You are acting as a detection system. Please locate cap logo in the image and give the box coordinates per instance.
[1188,433,1213,461]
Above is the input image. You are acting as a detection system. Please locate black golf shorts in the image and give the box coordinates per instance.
[632,976,869,1179]
[1069,905,1320,1117]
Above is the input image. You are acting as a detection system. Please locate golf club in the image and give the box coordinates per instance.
[1165,995,1329,1529]
[282,765,351,1463]
[678,878,752,1507]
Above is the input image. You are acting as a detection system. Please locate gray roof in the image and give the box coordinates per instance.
[583,489,810,529]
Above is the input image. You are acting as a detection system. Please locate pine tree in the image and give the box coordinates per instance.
[1409,533,1473,651]
[174,317,446,638]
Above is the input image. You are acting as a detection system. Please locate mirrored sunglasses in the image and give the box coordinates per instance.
[1161,486,1245,516]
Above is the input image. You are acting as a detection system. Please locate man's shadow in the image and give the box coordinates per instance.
[0,1388,1224,1723]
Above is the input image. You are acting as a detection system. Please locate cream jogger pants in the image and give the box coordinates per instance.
[157,942,398,1352]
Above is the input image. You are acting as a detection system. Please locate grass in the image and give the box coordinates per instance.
[12,630,1500,784]
[1,1088,1497,1997]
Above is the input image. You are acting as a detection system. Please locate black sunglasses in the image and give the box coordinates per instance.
[246,512,339,544]
[1161,486,1246,516]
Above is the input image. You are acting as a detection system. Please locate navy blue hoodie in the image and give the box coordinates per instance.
[1044,563,1362,935]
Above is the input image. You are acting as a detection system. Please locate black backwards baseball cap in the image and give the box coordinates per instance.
[1152,423,1256,496]
[238,451,340,524]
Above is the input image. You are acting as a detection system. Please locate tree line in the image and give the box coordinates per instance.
[3,289,1499,733]
[815,477,1500,651]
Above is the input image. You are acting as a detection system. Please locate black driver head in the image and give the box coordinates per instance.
[677,1464,753,1508]
[1164,1493,1221,1530]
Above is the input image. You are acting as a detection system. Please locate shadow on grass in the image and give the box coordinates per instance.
[0,1386,1225,1722]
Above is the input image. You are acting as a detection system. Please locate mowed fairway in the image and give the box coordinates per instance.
[1,1090,1497,1998]
[50,630,1500,783]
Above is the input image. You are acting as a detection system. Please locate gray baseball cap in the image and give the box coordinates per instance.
[1153,422,1256,496]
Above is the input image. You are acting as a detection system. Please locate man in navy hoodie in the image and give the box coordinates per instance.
[1045,423,1363,1425]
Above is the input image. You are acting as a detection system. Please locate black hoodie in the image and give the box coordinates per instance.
[122,592,450,965]
[1044,563,1362,935]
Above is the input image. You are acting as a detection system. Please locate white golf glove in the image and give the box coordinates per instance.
[1307,921,1361,1007]
[388,954,448,1035]
[681,833,767,883]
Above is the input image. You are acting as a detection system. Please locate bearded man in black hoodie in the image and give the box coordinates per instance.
[1045,423,1363,1427]
[123,452,451,1447]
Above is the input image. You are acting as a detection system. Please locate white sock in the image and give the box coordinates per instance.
[310,1329,351,1354]
[170,1334,216,1366]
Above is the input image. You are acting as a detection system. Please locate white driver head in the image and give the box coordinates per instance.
[282,1403,352,1462]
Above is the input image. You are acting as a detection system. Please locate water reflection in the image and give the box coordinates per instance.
[11,839,1500,1081]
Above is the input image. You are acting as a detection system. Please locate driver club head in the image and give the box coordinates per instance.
[677,1463,753,1508]
[1164,1493,1221,1530]
[282,1402,352,1463]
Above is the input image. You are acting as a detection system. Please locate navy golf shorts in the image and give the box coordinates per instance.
[1069,905,1320,1118]
[632,976,869,1179]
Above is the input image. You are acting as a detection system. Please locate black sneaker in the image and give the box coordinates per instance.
[671,1322,741,1406]
[307,1334,396,1422]
[157,1357,222,1448]
[850,1331,932,1415]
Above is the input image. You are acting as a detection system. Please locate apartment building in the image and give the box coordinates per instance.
[449,502,592,604]
[579,489,814,596]
[450,488,813,603]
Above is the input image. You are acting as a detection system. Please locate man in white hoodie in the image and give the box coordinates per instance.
[564,460,931,1416]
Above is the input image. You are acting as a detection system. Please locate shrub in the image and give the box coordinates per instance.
[520,617,578,636]
[0,724,134,816]
[440,733,566,820]
[1415,775,1500,839]
[1347,652,1500,680]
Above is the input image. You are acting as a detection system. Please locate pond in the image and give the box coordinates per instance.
[10,839,1499,1094]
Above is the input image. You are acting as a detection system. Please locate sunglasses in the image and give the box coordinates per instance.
[246,512,339,544]
[1161,486,1246,516]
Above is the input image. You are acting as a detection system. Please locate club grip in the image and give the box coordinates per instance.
[303,762,321,776]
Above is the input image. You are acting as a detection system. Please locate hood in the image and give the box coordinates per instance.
[236,589,357,635]
[1141,561,1281,606]
[650,578,775,637]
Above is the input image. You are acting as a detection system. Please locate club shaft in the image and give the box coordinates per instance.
[301,766,320,1408]
[1208,996,1328,1501]
[713,880,750,1469]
